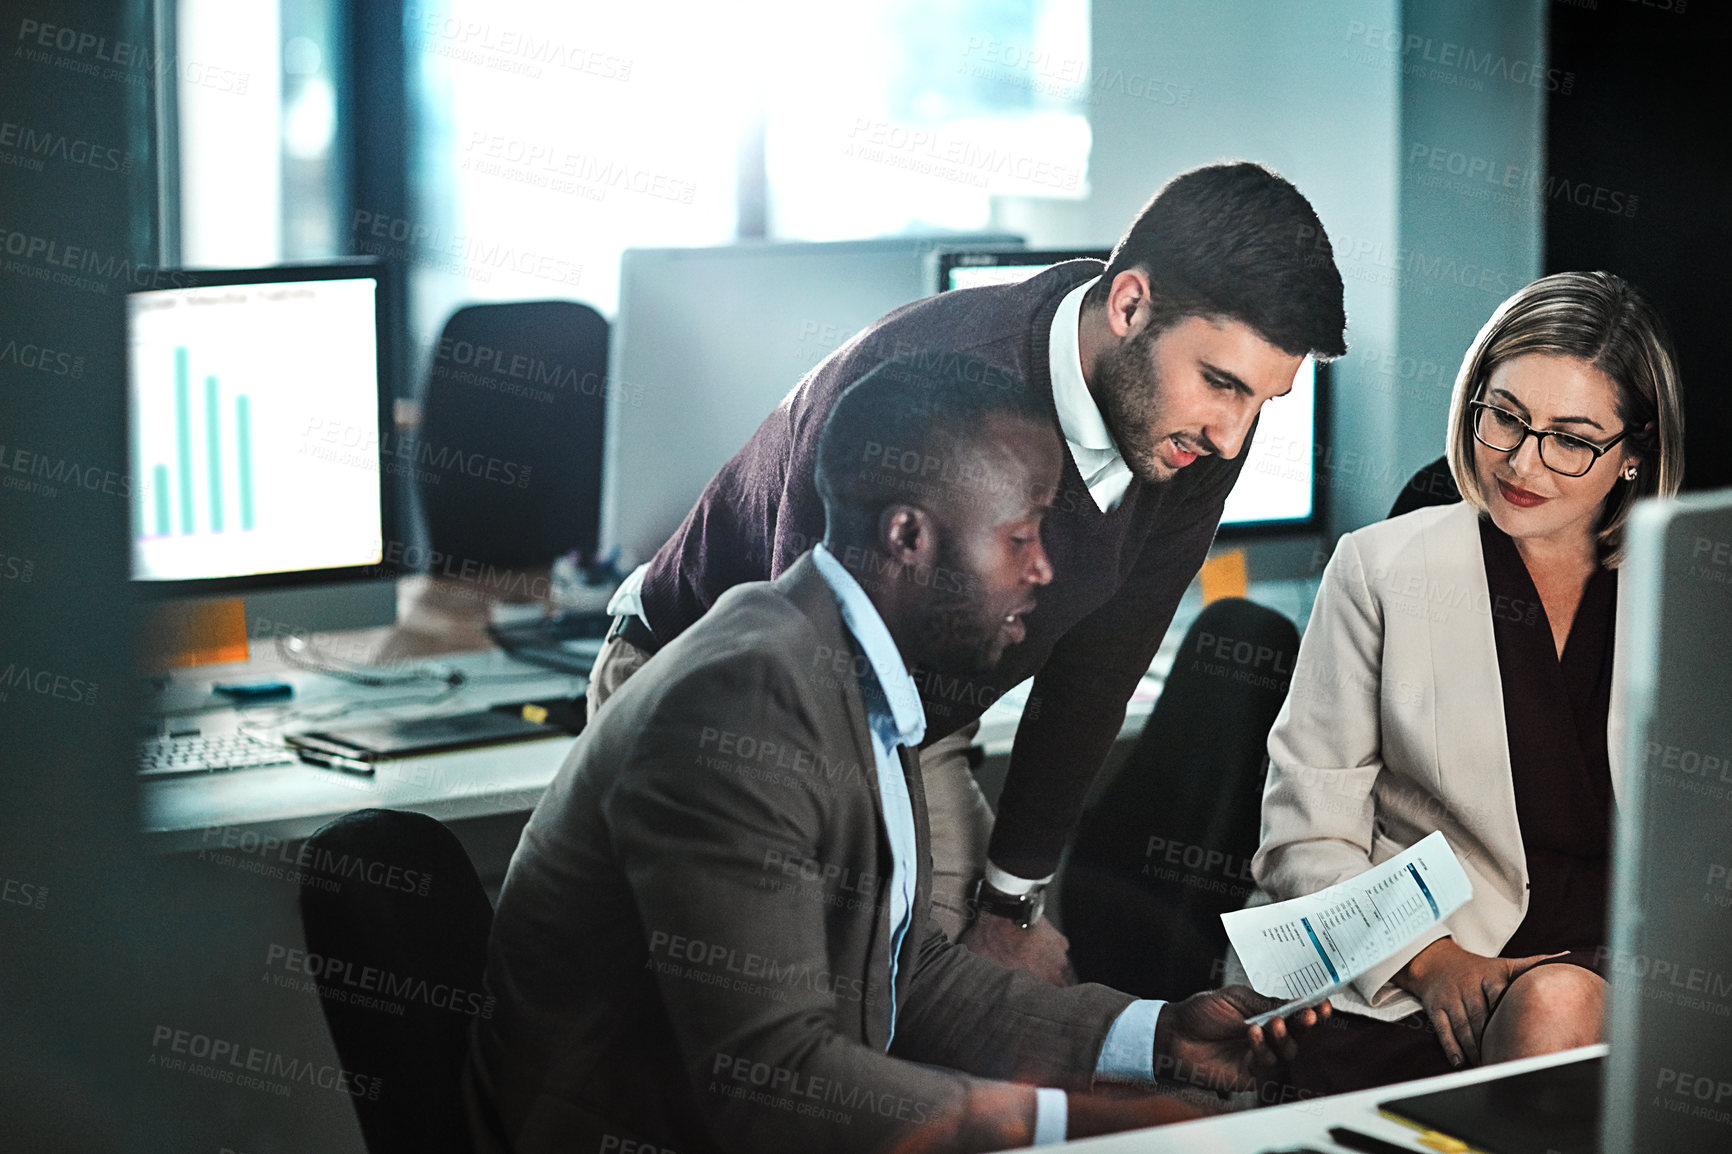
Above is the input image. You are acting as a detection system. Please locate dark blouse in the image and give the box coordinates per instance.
[1477,517,1618,958]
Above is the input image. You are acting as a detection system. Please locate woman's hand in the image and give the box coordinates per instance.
[1393,939,1565,1067]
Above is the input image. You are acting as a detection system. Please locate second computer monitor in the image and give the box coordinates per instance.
[127,260,396,635]
[937,248,1324,535]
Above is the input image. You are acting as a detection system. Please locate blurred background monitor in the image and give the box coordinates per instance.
[600,235,1019,566]
[938,248,1110,292]
[1604,488,1732,1154]
[127,261,397,642]
[936,247,1325,536]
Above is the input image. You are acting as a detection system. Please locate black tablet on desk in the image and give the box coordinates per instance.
[1380,1054,1602,1154]
[288,709,562,763]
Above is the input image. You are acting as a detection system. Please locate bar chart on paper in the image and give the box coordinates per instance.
[129,277,384,582]
[1223,831,1473,1012]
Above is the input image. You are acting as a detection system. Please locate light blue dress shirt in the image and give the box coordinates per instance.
[810,545,1163,1145]
[810,544,924,1046]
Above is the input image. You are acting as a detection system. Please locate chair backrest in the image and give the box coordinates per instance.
[1387,454,1461,520]
[417,301,609,569]
[298,809,494,1154]
[1062,598,1299,998]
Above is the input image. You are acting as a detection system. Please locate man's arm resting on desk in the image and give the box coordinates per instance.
[892,935,1180,1144]
[1051,990,1333,1142]
[893,921,1327,1142]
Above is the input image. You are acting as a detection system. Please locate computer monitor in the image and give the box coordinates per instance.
[127,260,396,639]
[1603,488,1732,1153]
[937,248,1109,292]
[936,248,1326,535]
[602,235,1020,565]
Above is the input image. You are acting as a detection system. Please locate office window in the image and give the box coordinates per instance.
[406,0,1089,337]
[407,0,744,336]
[176,0,348,266]
[764,0,1092,240]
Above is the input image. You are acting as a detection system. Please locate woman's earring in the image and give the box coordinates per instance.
[1622,463,1639,482]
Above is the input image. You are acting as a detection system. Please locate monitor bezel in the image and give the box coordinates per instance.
[126,258,397,599]
[936,248,1109,293]
[935,247,1327,538]
[1215,357,1330,540]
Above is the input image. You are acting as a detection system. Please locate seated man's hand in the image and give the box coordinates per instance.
[1153,985,1330,1093]
[958,913,1078,986]
[1394,938,1565,1068]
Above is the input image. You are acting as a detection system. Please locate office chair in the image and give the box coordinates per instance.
[1061,598,1300,999]
[1387,454,1460,519]
[417,301,609,569]
[298,809,497,1154]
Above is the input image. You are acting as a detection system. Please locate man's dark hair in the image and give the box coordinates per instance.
[815,354,1048,545]
[1085,161,1348,359]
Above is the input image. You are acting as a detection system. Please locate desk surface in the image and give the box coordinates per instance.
[1066,1044,1608,1152]
[140,645,584,852]
[144,575,1322,852]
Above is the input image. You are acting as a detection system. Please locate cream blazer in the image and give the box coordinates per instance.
[1245,502,1628,1020]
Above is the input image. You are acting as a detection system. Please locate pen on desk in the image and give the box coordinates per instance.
[1328,1126,1421,1154]
[295,748,376,775]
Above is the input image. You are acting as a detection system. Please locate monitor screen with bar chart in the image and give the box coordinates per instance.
[127,266,386,585]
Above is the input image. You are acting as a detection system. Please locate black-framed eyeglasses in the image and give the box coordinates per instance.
[1468,400,1628,478]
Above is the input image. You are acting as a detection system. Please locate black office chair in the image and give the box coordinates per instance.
[417,301,609,569]
[298,809,496,1154]
[1062,598,1300,999]
[1387,454,1460,520]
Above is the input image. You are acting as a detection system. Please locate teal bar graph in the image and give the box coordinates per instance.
[205,375,224,532]
[153,465,170,537]
[236,395,254,531]
[175,347,193,534]
[138,348,256,540]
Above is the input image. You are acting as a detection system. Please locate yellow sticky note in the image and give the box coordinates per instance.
[521,703,549,724]
[1199,549,1248,604]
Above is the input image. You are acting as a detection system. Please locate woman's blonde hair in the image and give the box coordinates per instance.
[1444,271,1685,565]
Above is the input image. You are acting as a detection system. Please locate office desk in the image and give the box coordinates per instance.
[144,574,1324,857]
[140,646,585,856]
[1066,1044,1607,1151]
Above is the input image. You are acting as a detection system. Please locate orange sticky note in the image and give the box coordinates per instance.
[1199,549,1248,604]
[141,597,250,670]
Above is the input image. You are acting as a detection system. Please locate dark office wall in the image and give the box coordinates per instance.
[0,5,371,1151]
[1545,1,1730,494]
[0,0,156,1147]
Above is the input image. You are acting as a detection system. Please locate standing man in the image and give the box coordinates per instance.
[472,362,1325,1154]
[594,161,1348,981]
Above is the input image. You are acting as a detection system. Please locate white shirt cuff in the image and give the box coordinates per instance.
[1031,1087,1068,1146]
[1095,999,1164,1082]
[604,562,652,630]
[984,863,1055,897]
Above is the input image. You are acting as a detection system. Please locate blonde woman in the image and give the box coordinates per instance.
[1252,271,1685,1094]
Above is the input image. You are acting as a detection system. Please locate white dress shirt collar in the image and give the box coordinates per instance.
[1047,277,1133,512]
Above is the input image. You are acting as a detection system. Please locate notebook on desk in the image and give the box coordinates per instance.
[1380,1054,1603,1154]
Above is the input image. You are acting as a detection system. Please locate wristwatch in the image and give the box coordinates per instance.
[970,876,1046,930]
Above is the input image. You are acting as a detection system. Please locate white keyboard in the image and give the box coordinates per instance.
[138,732,299,777]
